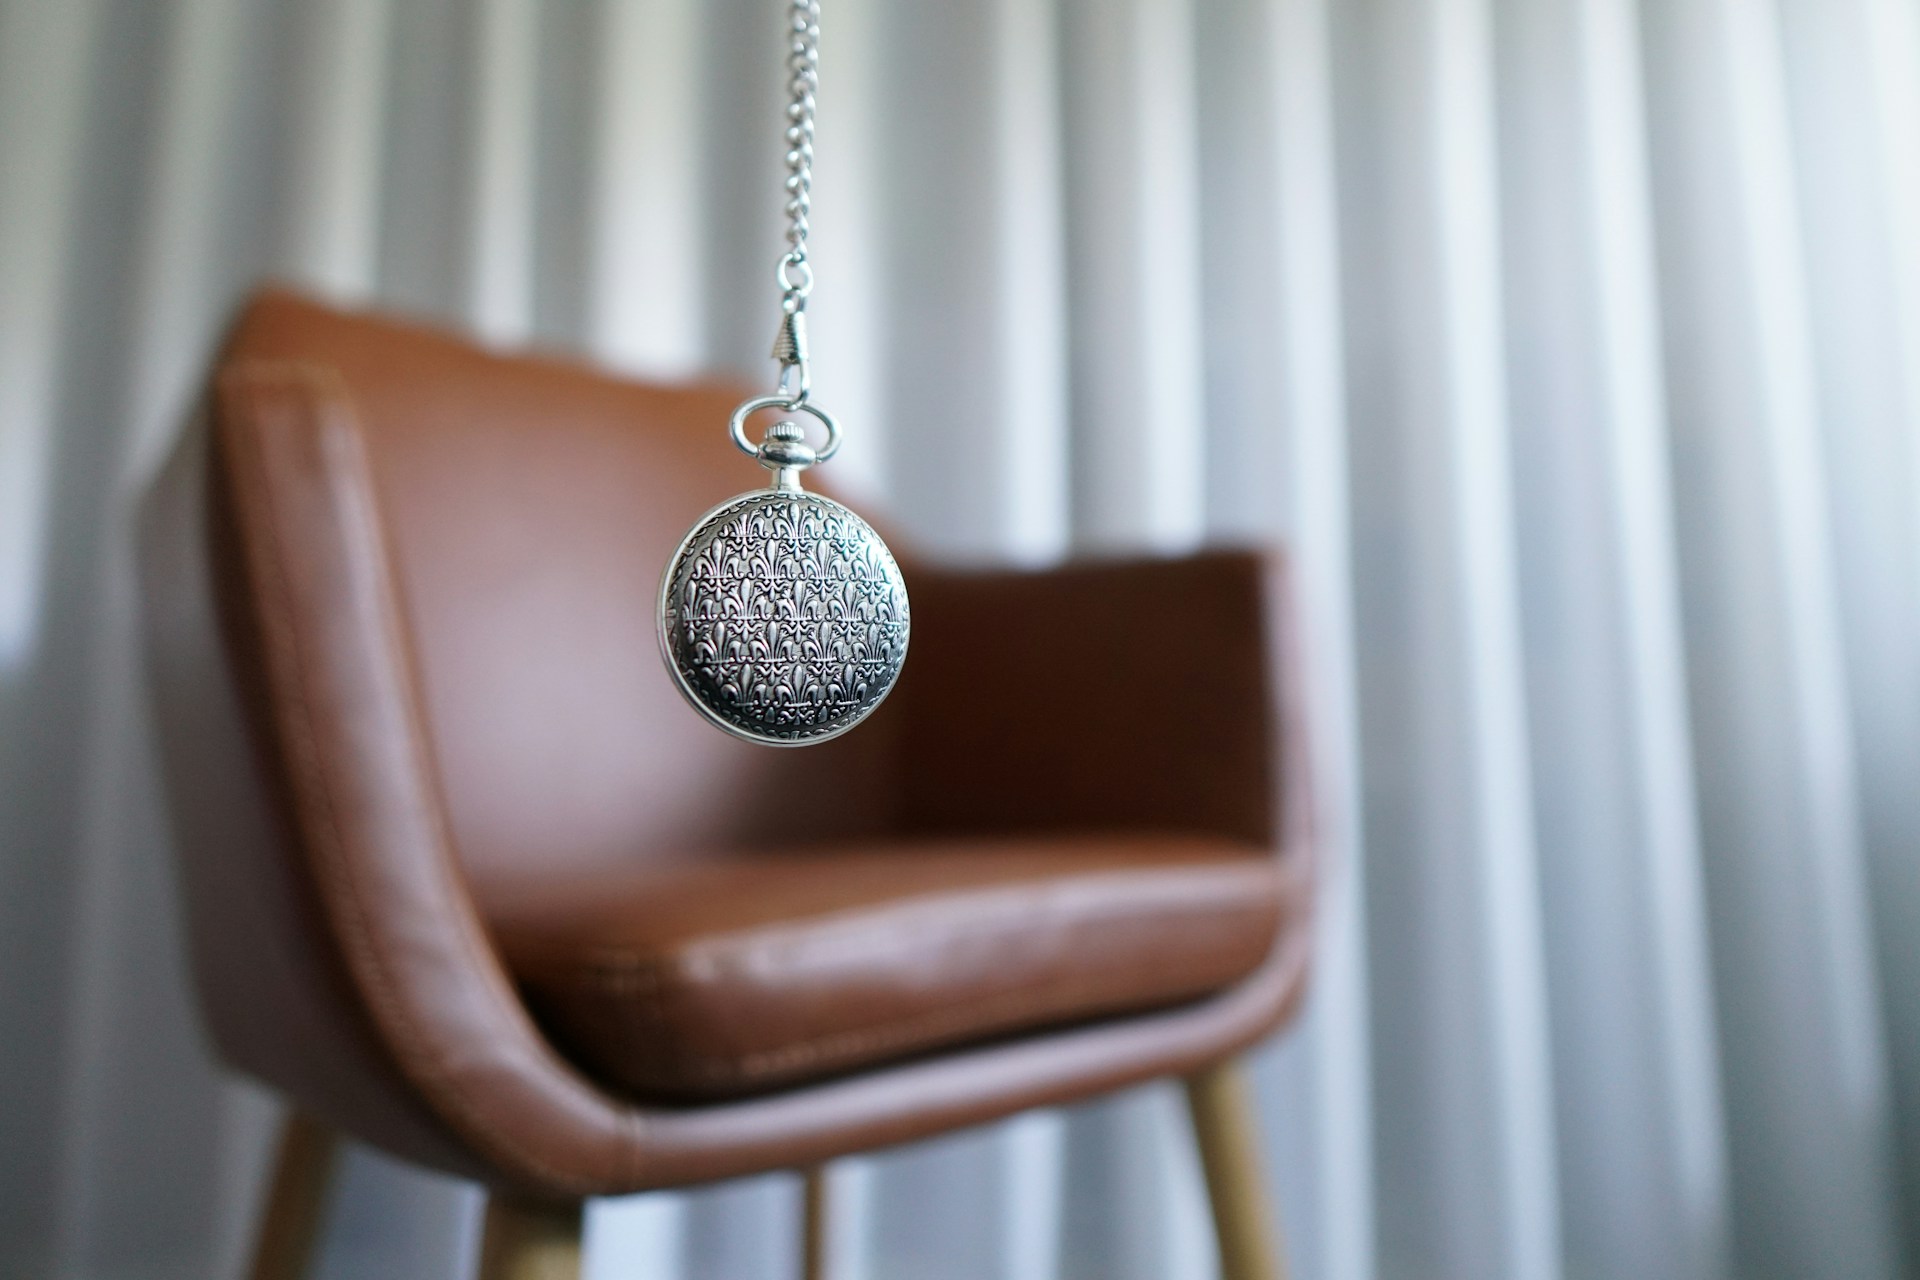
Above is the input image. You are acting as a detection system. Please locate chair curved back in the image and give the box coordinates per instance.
[215,292,894,912]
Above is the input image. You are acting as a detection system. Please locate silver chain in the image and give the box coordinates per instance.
[778,0,820,315]
[769,0,820,405]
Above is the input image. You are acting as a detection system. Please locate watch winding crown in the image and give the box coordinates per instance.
[756,419,817,484]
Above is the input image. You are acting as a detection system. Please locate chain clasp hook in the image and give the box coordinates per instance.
[772,308,811,406]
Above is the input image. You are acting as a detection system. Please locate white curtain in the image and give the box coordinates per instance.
[2,0,1916,1277]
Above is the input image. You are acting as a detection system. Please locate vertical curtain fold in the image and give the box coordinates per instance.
[1059,0,1208,554]
[1332,0,1563,1273]
[1639,0,1908,1273]
[1492,0,1730,1275]
[1776,0,1920,1253]
[1193,4,1374,1280]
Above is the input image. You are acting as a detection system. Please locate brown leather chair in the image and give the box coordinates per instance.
[139,289,1314,1280]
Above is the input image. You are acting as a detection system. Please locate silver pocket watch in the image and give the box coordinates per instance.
[657,0,909,746]
[658,387,909,746]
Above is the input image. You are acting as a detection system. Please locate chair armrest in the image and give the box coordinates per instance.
[202,361,642,1194]
[894,548,1299,849]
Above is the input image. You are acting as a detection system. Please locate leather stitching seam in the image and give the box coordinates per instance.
[234,366,606,1193]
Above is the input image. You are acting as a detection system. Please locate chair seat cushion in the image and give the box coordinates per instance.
[489,837,1284,1101]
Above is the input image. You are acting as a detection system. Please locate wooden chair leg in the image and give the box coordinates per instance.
[249,1110,339,1280]
[476,1196,585,1280]
[801,1165,829,1280]
[1184,1058,1288,1280]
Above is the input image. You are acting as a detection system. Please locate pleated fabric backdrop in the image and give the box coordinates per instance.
[2,0,1917,1277]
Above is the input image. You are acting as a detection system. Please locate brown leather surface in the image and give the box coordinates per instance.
[215,292,898,917]
[140,410,491,1181]
[493,838,1283,1101]
[898,553,1277,846]
[140,286,1317,1198]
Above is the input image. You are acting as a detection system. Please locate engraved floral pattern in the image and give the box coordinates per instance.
[662,491,909,742]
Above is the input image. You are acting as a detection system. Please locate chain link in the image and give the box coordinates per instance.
[778,0,821,317]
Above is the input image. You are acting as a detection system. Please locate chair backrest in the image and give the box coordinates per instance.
[210,290,896,913]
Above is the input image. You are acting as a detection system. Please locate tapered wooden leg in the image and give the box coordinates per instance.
[248,1111,339,1280]
[801,1165,829,1280]
[1185,1058,1288,1280]
[477,1197,584,1280]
